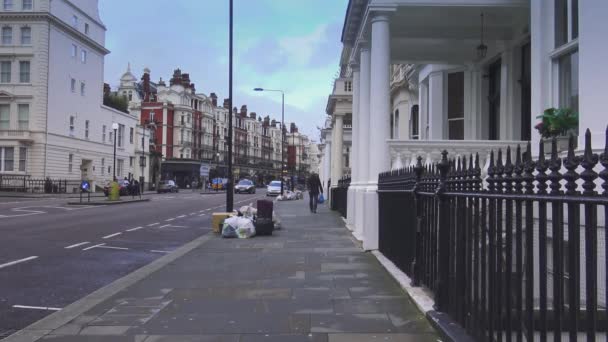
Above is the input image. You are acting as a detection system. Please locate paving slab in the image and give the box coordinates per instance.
[11,198,439,341]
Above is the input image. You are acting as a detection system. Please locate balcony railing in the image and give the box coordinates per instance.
[0,130,33,141]
[388,139,527,175]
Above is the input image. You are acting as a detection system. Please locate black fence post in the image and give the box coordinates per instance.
[434,150,450,312]
[411,156,424,286]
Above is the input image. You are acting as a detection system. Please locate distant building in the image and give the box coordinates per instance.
[0,0,145,191]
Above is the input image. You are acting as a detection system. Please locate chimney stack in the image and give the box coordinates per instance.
[210,93,218,107]
[141,68,151,102]
[290,122,297,133]
[240,105,248,118]
[250,112,256,120]
[223,99,230,109]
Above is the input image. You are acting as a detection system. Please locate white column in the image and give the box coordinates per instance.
[323,141,331,191]
[428,72,444,140]
[419,81,429,140]
[354,43,371,241]
[363,12,391,251]
[330,114,344,187]
[347,65,360,230]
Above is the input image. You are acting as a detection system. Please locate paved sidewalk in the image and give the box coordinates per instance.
[12,197,440,342]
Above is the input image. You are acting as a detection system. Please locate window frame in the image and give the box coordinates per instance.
[18,147,26,172]
[1,26,12,45]
[80,81,85,96]
[69,115,75,135]
[102,125,106,143]
[0,61,10,83]
[71,15,78,28]
[3,0,13,11]
[17,103,28,130]
[129,127,134,144]
[0,104,10,130]
[80,49,87,63]
[19,60,30,83]
[22,0,32,10]
[84,120,89,139]
[70,78,76,92]
[20,26,31,45]
[84,23,89,35]
[71,44,77,58]
[68,153,73,173]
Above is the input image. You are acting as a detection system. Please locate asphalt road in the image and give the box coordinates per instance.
[0,190,266,338]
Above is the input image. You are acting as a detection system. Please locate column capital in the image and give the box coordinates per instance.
[349,60,360,72]
[369,10,392,24]
[358,40,370,53]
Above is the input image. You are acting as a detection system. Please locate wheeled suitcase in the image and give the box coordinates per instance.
[257,199,273,219]
[255,217,274,236]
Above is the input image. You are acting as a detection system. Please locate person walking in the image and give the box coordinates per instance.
[307,173,323,213]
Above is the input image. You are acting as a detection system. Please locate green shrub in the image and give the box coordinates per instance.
[108,181,120,201]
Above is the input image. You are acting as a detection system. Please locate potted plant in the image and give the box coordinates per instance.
[534,108,578,152]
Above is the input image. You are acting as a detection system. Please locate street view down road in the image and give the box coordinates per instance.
[0,191,264,338]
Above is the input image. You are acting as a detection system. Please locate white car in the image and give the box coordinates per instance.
[266,180,282,196]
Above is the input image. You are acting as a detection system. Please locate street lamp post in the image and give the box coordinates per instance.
[253,88,284,195]
[112,122,119,180]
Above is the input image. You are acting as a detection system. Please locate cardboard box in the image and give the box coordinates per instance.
[212,212,232,234]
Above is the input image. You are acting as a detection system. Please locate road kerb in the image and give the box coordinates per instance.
[3,232,214,342]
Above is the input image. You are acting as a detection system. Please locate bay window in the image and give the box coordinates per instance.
[553,0,579,117]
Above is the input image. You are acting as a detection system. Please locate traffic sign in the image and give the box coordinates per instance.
[199,162,210,177]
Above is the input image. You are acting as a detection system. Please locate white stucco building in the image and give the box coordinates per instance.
[336,0,606,251]
[0,0,143,191]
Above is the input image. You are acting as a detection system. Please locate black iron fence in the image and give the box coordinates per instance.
[0,176,82,194]
[331,176,350,218]
[378,129,607,342]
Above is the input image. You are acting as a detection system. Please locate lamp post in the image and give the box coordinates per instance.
[253,87,284,195]
[226,0,234,212]
[112,122,118,180]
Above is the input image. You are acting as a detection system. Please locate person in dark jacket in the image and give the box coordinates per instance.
[307,173,323,213]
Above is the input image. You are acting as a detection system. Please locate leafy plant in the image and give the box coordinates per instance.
[535,108,578,138]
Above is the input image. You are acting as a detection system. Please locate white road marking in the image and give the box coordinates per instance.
[150,250,170,254]
[0,256,38,269]
[159,224,171,228]
[126,226,144,232]
[65,242,89,249]
[189,212,196,215]
[198,213,206,217]
[165,225,187,228]
[83,243,105,251]
[13,305,62,311]
[102,232,122,239]
[198,210,205,213]
[147,222,160,226]
[97,245,129,251]
[165,218,175,222]
[177,215,186,218]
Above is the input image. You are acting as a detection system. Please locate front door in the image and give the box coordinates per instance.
[488,60,501,140]
[80,159,92,180]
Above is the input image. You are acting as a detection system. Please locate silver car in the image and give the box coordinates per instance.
[266,180,282,196]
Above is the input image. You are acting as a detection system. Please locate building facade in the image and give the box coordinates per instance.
[0,0,145,192]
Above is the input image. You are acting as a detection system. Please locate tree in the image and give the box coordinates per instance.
[103,93,129,113]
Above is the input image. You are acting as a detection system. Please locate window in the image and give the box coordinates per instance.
[127,90,132,101]
[0,61,10,83]
[149,111,155,122]
[102,125,106,142]
[129,157,134,167]
[117,159,124,177]
[558,51,579,116]
[17,104,28,130]
[84,23,89,35]
[80,50,86,63]
[117,124,124,147]
[70,78,75,92]
[187,114,191,124]
[68,153,73,173]
[19,61,29,83]
[447,72,465,140]
[101,158,105,175]
[555,0,578,47]
[411,105,419,140]
[3,0,12,11]
[0,147,14,172]
[1,26,11,45]
[84,120,89,139]
[0,104,9,129]
[22,0,32,10]
[71,15,78,28]
[69,116,74,135]
[109,131,113,143]
[20,27,31,45]
[129,127,133,143]
[18,147,26,171]
[181,115,184,125]
[80,81,85,95]
[71,44,77,57]
[107,166,110,174]
[343,81,352,92]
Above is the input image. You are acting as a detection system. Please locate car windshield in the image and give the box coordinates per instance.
[238,180,252,185]
[269,181,281,187]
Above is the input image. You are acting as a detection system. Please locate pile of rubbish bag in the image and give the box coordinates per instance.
[221,201,279,238]
[277,190,303,201]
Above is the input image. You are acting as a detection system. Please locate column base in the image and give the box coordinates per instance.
[362,184,379,251]
[353,186,365,241]
[345,184,357,230]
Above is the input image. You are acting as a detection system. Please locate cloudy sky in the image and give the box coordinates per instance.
[99,0,348,141]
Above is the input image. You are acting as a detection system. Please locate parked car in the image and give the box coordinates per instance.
[103,180,130,196]
[235,179,256,194]
[266,180,282,196]
[157,180,179,193]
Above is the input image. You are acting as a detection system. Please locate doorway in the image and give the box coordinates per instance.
[80,159,92,181]
[488,60,502,140]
